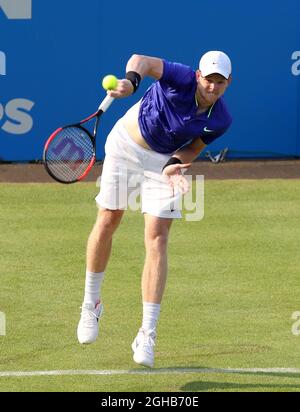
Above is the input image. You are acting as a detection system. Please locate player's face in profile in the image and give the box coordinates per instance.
[196,71,231,106]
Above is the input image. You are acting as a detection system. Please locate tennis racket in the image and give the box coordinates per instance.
[43,95,114,184]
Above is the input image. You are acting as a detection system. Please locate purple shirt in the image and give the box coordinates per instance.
[138,60,232,154]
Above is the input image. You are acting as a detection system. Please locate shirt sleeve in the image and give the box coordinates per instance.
[159,60,195,91]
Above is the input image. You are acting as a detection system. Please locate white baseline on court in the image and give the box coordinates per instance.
[1,367,300,377]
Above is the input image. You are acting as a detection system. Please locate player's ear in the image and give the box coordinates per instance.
[227,75,232,85]
[195,70,201,81]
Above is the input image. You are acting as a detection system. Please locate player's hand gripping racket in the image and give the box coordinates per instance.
[43,95,114,183]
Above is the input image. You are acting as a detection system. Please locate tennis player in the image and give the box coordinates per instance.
[77,51,232,367]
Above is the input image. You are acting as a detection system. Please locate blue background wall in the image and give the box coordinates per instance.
[0,0,299,161]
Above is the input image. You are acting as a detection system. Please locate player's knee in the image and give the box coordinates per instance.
[95,209,123,235]
[145,231,169,253]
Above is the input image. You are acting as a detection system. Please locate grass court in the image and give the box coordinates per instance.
[0,179,300,391]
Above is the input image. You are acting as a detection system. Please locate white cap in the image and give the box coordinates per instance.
[199,51,232,79]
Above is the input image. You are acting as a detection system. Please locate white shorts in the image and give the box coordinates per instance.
[96,120,182,219]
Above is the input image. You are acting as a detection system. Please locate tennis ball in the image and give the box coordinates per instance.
[102,75,118,90]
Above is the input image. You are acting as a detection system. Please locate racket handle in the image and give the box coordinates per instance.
[98,95,114,112]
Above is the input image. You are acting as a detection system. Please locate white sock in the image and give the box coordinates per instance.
[83,271,105,305]
[142,302,161,332]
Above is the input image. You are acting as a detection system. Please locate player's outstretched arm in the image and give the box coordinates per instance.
[125,54,164,80]
[108,54,163,98]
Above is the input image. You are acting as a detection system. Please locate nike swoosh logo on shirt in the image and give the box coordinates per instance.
[204,127,214,133]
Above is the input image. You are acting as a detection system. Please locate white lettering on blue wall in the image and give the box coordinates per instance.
[0,99,34,134]
[0,51,6,75]
[0,0,32,20]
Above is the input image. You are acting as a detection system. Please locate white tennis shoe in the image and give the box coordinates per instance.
[131,328,156,368]
[77,301,103,344]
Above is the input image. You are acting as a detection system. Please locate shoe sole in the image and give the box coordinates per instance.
[78,337,97,345]
[133,352,153,368]
[77,326,99,344]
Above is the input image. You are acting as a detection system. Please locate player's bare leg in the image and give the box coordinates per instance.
[142,214,173,303]
[132,214,173,367]
[87,208,124,273]
[77,208,124,344]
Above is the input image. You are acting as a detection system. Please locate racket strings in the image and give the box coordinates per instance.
[45,126,95,182]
